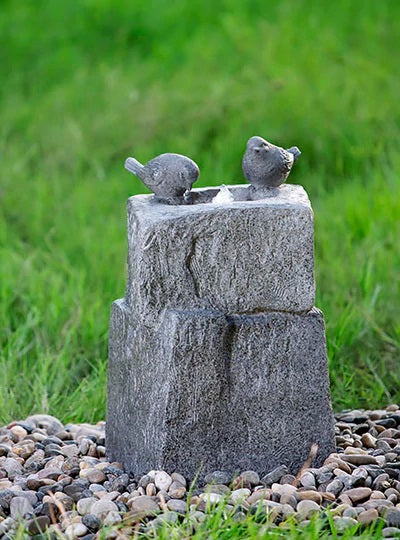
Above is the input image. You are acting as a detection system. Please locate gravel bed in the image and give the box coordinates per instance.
[2,407,400,538]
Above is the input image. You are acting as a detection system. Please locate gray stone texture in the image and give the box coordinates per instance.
[106,183,335,479]
[125,184,315,320]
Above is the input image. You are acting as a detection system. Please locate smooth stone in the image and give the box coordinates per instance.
[103,511,122,526]
[147,511,179,529]
[86,469,106,484]
[385,508,400,527]
[166,499,187,513]
[25,415,64,435]
[90,499,118,520]
[300,472,316,489]
[238,471,260,486]
[199,493,223,504]
[280,474,296,484]
[247,490,267,505]
[383,527,400,537]
[358,508,379,525]
[343,487,372,503]
[342,454,378,465]
[364,500,394,511]
[154,471,172,492]
[65,523,88,538]
[168,481,186,499]
[296,491,322,504]
[26,515,51,535]
[261,466,288,486]
[171,472,186,487]
[326,479,343,496]
[271,483,297,497]
[204,471,232,486]
[10,496,33,518]
[61,445,79,458]
[129,496,159,517]
[77,497,95,516]
[82,514,101,531]
[296,500,320,519]
[2,458,23,478]
[0,490,14,510]
[230,488,251,504]
[342,507,358,519]
[333,516,358,531]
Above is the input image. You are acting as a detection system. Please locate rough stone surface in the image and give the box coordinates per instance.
[124,184,315,316]
[108,303,334,477]
[107,184,334,479]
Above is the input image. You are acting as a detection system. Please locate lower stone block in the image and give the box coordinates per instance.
[106,300,335,478]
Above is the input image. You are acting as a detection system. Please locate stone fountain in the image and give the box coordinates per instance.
[106,137,335,479]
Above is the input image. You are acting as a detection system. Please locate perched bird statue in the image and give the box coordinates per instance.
[242,136,301,190]
[125,153,200,204]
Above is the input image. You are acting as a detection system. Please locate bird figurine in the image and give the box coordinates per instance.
[124,153,200,204]
[242,136,301,190]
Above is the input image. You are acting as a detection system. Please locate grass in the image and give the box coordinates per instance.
[9,500,387,539]
[0,1,400,536]
[1,0,400,421]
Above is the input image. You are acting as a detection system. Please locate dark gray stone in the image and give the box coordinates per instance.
[107,184,335,479]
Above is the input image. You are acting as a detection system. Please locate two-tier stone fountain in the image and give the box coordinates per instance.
[106,136,335,479]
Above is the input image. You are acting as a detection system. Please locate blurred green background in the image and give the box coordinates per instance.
[0,0,399,423]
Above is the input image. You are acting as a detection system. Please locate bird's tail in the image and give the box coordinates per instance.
[125,157,144,178]
[286,146,301,161]
[287,146,301,161]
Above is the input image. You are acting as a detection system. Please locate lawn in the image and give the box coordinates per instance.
[1,0,399,424]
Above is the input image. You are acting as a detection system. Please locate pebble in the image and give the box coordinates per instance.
[342,454,378,465]
[154,470,172,491]
[260,465,288,486]
[77,497,94,515]
[10,496,33,518]
[199,492,223,504]
[103,510,121,526]
[358,508,379,525]
[326,479,343,496]
[204,470,232,485]
[230,488,251,503]
[3,407,400,536]
[82,514,101,531]
[238,470,260,486]
[385,508,400,527]
[65,523,88,538]
[168,480,186,498]
[90,499,118,520]
[300,471,316,489]
[86,469,106,484]
[296,500,320,519]
[166,498,187,513]
[333,516,358,531]
[342,487,372,503]
[129,495,159,516]
[296,490,322,504]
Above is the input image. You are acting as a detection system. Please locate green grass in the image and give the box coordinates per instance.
[1,0,400,474]
[10,501,387,540]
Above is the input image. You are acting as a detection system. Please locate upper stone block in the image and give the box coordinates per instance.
[125,184,315,324]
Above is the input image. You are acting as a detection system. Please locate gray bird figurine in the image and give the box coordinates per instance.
[125,153,200,204]
[242,136,301,190]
